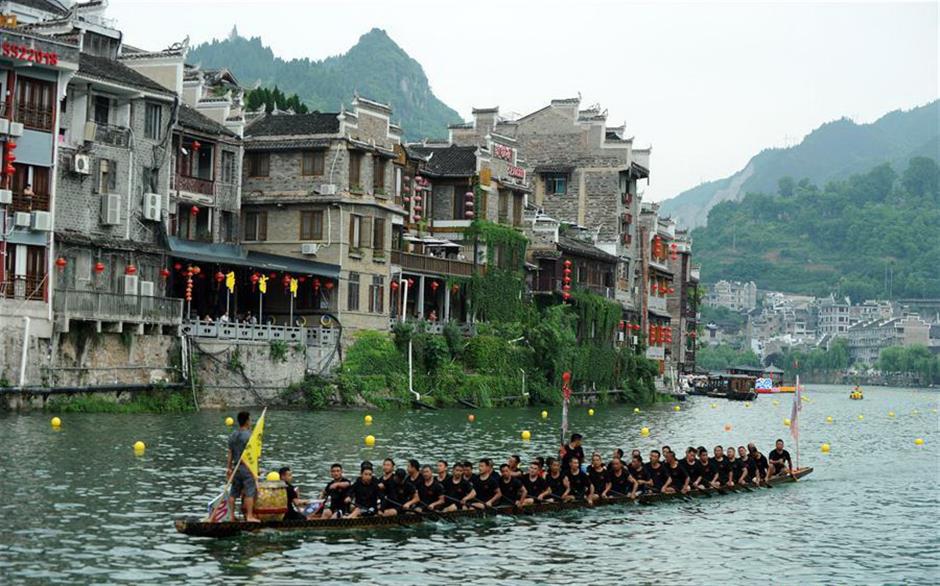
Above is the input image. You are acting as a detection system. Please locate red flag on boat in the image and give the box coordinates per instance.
[789,376,802,441]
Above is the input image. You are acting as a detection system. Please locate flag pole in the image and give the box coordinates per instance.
[796,375,801,469]
[206,407,267,522]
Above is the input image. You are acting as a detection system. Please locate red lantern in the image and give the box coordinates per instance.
[619,321,626,330]
[668,287,675,294]
[562,371,571,384]
[414,215,422,221]
[312,278,321,290]
[563,260,572,268]
[160,268,170,279]
[55,257,67,270]
[94,261,105,274]
[430,281,439,292]
[282,274,291,288]
[464,211,475,219]
[125,264,137,275]
[215,271,225,283]
[562,284,571,292]
[192,140,201,151]
[391,281,399,291]
[190,205,199,216]
[407,278,414,288]
[324,280,334,290]
[690,331,697,338]
[269,272,276,279]
[299,276,307,283]
[173,262,182,271]
[562,292,571,301]
[250,273,260,284]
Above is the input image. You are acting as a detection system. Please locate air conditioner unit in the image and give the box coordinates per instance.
[139,280,155,297]
[123,275,138,296]
[142,192,162,221]
[13,212,30,227]
[8,121,23,137]
[319,183,337,195]
[83,121,97,143]
[31,211,52,231]
[73,154,91,174]
[301,242,320,255]
[0,189,10,205]
[100,193,121,225]
[0,119,8,134]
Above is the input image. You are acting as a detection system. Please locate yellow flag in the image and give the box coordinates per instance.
[258,275,268,294]
[225,271,235,293]
[239,409,266,478]
[289,278,298,297]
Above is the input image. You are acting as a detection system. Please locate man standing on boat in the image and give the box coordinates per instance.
[226,411,260,523]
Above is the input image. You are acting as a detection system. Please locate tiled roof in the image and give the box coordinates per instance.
[407,145,477,177]
[245,112,340,138]
[16,0,68,14]
[78,53,175,96]
[557,235,618,263]
[245,138,332,152]
[177,104,239,138]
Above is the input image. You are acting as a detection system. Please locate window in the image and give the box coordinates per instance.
[373,156,386,191]
[348,214,363,251]
[144,103,162,140]
[97,159,117,194]
[247,152,270,177]
[348,152,362,189]
[372,217,385,256]
[347,272,360,311]
[369,275,384,313]
[544,173,568,195]
[243,211,267,241]
[221,151,235,183]
[142,167,158,193]
[301,151,325,176]
[16,77,54,132]
[512,193,523,226]
[93,95,111,126]
[300,210,323,240]
[498,190,509,223]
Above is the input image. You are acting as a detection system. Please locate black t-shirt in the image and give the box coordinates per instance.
[729,458,743,479]
[666,462,688,490]
[384,476,416,507]
[587,467,608,494]
[472,473,500,502]
[645,463,669,491]
[628,464,649,482]
[350,478,380,510]
[607,469,632,495]
[741,456,754,478]
[695,459,718,484]
[679,458,698,479]
[522,474,546,499]
[561,444,586,470]
[566,469,590,498]
[546,472,566,498]
[416,480,443,506]
[752,454,769,474]
[712,457,731,483]
[499,476,524,503]
[769,449,792,468]
[285,482,305,520]
[444,477,473,502]
[437,474,451,486]
[323,477,350,512]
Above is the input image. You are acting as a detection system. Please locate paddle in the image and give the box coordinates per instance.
[384,495,447,522]
[442,493,498,514]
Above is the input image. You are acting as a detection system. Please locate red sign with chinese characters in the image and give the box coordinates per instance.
[2,41,58,66]
[507,165,526,180]
[492,143,514,163]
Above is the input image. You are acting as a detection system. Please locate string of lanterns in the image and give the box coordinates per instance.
[561,259,572,302]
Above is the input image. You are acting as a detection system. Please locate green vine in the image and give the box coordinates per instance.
[463,219,528,323]
[569,290,621,346]
[269,340,289,363]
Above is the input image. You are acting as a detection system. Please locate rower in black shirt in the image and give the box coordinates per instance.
[748,444,771,485]
[679,447,698,482]
[711,446,731,489]
[471,458,501,509]
[603,457,632,499]
[461,461,474,483]
[507,455,523,478]
[278,466,310,520]
[725,446,740,487]
[405,459,422,489]
[347,462,381,518]
[414,465,445,511]
[586,453,608,504]
[381,468,417,516]
[645,450,669,493]
[662,451,690,494]
[560,433,585,471]
[544,458,567,502]
[565,457,590,502]
[694,448,719,489]
[628,455,652,498]
[521,461,549,504]
[377,458,396,494]
[607,449,625,471]
[435,460,450,485]
[442,463,477,511]
[498,464,527,507]
[768,439,795,478]
[737,446,752,484]
[318,463,351,519]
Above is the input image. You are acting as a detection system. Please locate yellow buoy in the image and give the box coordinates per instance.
[364,435,376,447]
[633,407,641,414]
[224,416,234,427]
[710,403,717,409]
[784,418,791,426]
[888,411,895,418]
[588,408,595,416]
[912,409,919,416]
[640,427,650,437]
[468,414,476,423]
[50,416,61,428]
[364,414,373,425]
[744,402,751,408]
[265,471,280,481]
[914,438,925,446]
[826,416,833,423]
[772,399,780,406]
[858,415,864,421]
[821,443,831,453]
[521,430,531,440]
[673,405,681,412]
[133,440,146,454]
[541,410,548,419]
[724,423,732,432]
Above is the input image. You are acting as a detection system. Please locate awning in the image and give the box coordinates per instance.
[167,236,339,278]
[403,235,462,249]
[648,307,672,319]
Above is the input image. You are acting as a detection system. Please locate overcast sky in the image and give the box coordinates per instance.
[108,0,938,201]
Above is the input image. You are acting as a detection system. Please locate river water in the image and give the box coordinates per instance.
[1,384,937,585]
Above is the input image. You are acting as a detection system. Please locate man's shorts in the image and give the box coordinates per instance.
[231,467,257,499]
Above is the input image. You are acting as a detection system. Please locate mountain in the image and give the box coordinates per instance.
[187,28,462,140]
[690,157,940,300]
[660,101,940,228]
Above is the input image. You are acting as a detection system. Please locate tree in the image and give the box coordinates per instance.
[777,176,795,197]
[901,157,940,201]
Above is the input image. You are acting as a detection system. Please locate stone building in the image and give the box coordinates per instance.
[841,314,931,366]
[815,295,852,335]
[239,96,403,338]
[706,280,758,312]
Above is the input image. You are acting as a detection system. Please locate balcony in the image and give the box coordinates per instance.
[10,190,50,213]
[16,104,54,133]
[533,275,615,299]
[391,250,476,277]
[53,289,183,328]
[175,174,215,196]
[94,123,131,148]
[649,295,667,313]
[181,319,338,348]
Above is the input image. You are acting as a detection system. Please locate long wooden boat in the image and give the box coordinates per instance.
[175,467,813,538]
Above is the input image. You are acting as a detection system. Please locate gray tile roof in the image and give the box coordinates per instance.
[78,53,175,96]
[407,145,477,177]
[557,235,618,263]
[176,103,239,138]
[245,112,340,138]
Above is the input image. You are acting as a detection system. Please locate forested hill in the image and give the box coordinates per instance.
[188,28,461,140]
[691,157,940,300]
[660,101,939,228]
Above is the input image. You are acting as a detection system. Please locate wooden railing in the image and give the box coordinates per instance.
[10,190,50,213]
[16,103,53,132]
[391,250,476,277]
[175,174,215,196]
[94,123,131,147]
[2,275,46,300]
[53,289,183,325]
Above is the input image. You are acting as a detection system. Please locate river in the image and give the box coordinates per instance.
[1,384,937,585]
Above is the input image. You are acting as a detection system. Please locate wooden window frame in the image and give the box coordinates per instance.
[348,151,362,191]
[347,272,360,311]
[247,152,270,178]
[300,210,324,240]
[301,150,325,176]
[372,156,386,191]
[244,210,268,241]
[372,217,385,257]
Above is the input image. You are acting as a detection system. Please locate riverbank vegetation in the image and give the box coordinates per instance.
[45,387,196,413]
[877,345,940,385]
